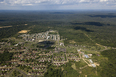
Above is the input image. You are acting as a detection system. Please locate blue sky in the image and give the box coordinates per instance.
[0,0,116,10]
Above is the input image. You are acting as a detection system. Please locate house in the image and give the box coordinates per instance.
[89,59,93,64]
[28,72,31,75]
[91,64,96,67]
[14,44,18,46]
[88,54,92,57]
[60,43,64,46]
[84,55,89,58]
[37,72,40,75]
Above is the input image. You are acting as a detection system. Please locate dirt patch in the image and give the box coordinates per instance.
[49,30,56,33]
[38,40,44,42]
[79,71,82,74]
[61,67,64,71]
[71,63,77,70]
[85,75,87,77]
[69,40,76,44]
[94,63,100,66]
[18,30,30,33]
[96,43,103,47]
[25,24,28,25]
[0,26,12,28]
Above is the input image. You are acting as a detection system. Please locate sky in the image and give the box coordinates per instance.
[0,0,116,10]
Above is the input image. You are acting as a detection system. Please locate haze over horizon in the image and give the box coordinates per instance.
[0,0,116,10]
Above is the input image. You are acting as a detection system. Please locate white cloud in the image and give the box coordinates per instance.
[0,2,4,3]
[0,0,4,3]
[79,0,85,3]
[0,0,81,5]
[22,4,33,6]
[100,0,108,2]
[0,0,115,5]
[0,0,116,10]
[79,0,90,3]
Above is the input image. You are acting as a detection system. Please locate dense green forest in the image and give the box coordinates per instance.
[62,62,79,77]
[44,65,63,77]
[0,51,13,64]
[0,25,31,40]
[99,49,116,77]
[44,62,79,77]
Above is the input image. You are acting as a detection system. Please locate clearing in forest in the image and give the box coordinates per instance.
[0,26,12,28]
[69,40,76,44]
[18,30,30,33]
[71,63,77,70]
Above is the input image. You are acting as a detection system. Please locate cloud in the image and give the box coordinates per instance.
[0,0,115,5]
[0,0,93,5]
[0,0,4,3]
[79,0,90,3]
[100,0,108,2]
[0,0,116,10]
[22,4,33,6]
[0,0,4,2]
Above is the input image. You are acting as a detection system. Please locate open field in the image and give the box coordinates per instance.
[69,40,76,44]
[18,30,30,33]
[0,26,12,28]
[71,63,77,70]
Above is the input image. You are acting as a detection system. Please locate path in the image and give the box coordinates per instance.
[82,58,90,66]
[71,63,81,73]
[80,65,88,70]
[84,33,108,50]
[7,67,28,77]
[84,33,116,50]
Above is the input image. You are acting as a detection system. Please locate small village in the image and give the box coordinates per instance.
[19,30,60,42]
[0,30,100,77]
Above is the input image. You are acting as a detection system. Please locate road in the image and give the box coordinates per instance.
[7,67,28,77]
[84,33,116,51]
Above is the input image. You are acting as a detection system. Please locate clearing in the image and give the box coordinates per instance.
[18,30,30,33]
[69,40,76,44]
[0,26,12,28]
[71,63,77,70]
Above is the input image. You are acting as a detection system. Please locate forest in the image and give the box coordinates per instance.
[0,51,13,64]
[99,49,116,77]
[1,11,116,47]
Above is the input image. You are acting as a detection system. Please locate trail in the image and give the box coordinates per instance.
[71,63,81,74]
[84,33,108,50]
[82,58,90,67]
[7,67,28,77]
[84,33,116,52]
[80,65,88,70]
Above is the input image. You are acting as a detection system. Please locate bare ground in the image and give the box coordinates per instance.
[18,30,30,33]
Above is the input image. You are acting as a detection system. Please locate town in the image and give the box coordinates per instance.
[0,30,99,77]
